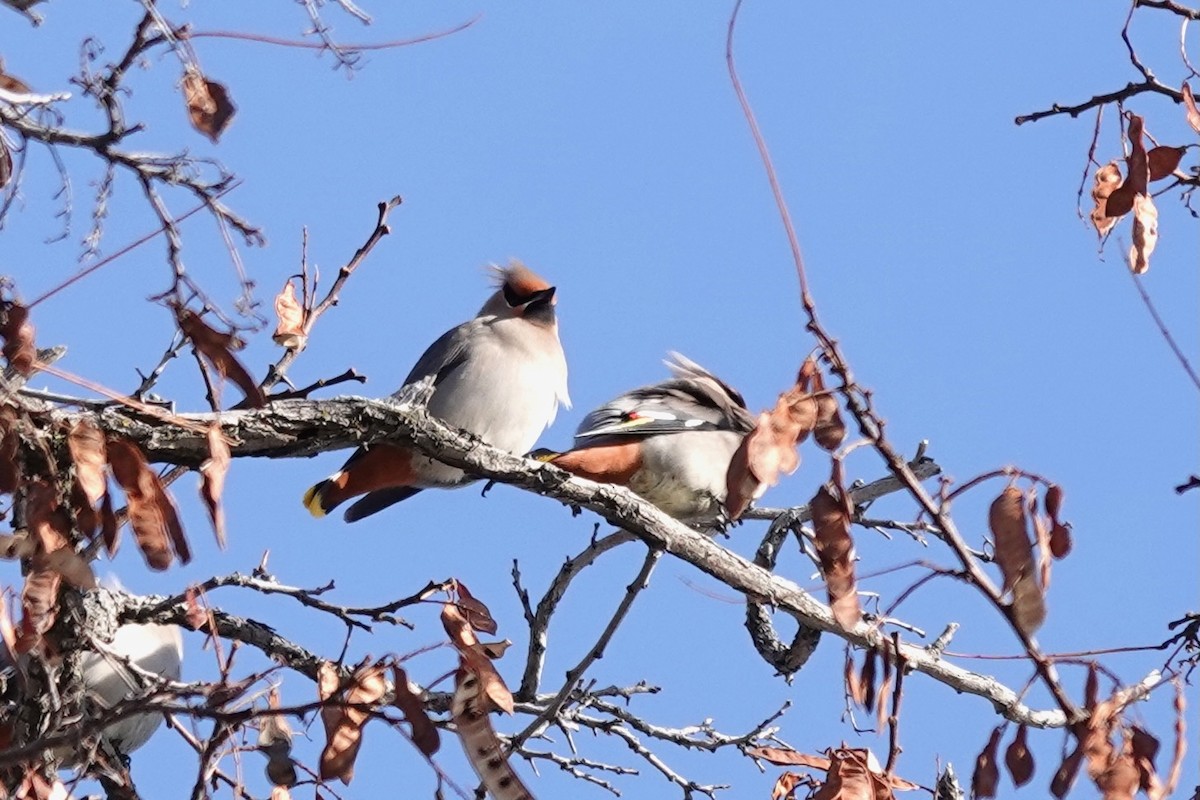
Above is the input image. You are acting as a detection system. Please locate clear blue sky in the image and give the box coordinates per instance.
[2,2,1196,798]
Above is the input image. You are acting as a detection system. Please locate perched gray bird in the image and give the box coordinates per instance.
[303,260,570,522]
[541,353,754,523]
[78,621,184,755]
[0,599,187,767]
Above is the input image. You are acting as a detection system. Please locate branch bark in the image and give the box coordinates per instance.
[52,397,1075,728]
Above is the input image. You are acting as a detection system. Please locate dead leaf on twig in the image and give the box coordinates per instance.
[1089,162,1123,237]
[107,438,191,570]
[175,306,266,408]
[725,358,818,519]
[0,66,32,94]
[1005,724,1035,787]
[1105,114,1149,218]
[441,603,512,714]
[811,464,860,631]
[18,567,59,652]
[1147,146,1185,181]
[1128,192,1158,275]
[272,280,306,349]
[1182,83,1200,134]
[0,301,35,377]
[451,664,534,800]
[988,486,1045,635]
[810,367,846,452]
[199,423,230,549]
[68,419,108,511]
[182,67,236,143]
[392,665,439,757]
[747,745,918,798]
[453,579,497,635]
[972,727,1002,799]
[319,659,387,784]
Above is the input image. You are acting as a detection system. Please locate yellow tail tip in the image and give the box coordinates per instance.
[528,448,561,462]
[302,483,328,518]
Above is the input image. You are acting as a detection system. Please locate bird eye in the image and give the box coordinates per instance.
[503,283,525,307]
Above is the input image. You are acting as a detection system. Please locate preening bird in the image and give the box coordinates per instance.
[303,260,570,522]
[540,353,755,523]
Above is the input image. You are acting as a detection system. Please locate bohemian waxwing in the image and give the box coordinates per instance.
[0,598,186,765]
[303,260,570,522]
[541,353,754,523]
[77,621,184,756]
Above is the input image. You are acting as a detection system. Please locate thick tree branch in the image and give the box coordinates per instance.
[53,397,1079,728]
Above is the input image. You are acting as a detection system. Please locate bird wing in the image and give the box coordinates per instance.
[574,354,754,442]
[395,319,482,392]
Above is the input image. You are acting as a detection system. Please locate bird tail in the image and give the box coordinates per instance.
[302,477,337,518]
[528,448,562,462]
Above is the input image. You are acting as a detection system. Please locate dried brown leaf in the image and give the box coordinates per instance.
[860,647,878,712]
[35,547,96,591]
[182,67,236,143]
[441,603,513,714]
[971,727,1002,800]
[1082,700,1119,780]
[988,487,1045,635]
[19,567,60,649]
[1044,484,1064,525]
[747,746,832,769]
[0,68,32,94]
[70,481,98,539]
[812,471,860,631]
[1130,726,1159,792]
[1111,114,1150,217]
[0,302,36,377]
[1147,146,1185,181]
[317,660,341,737]
[845,648,867,708]
[772,771,806,800]
[453,580,497,635]
[184,586,208,631]
[1095,753,1139,800]
[1029,490,1053,593]
[199,424,230,549]
[25,480,67,553]
[724,362,819,519]
[1052,743,1085,799]
[1085,663,1099,710]
[319,660,387,785]
[175,307,265,408]
[1004,724,1035,787]
[1090,161,1124,236]
[107,438,190,570]
[1184,83,1200,134]
[1050,522,1073,559]
[272,280,306,349]
[451,665,534,800]
[813,748,879,800]
[810,369,846,452]
[475,639,512,660]
[875,653,893,733]
[392,665,439,757]
[67,421,107,504]
[99,492,119,557]
[1128,192,1158,275]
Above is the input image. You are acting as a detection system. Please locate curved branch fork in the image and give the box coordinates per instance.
[63,396,1070,728]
